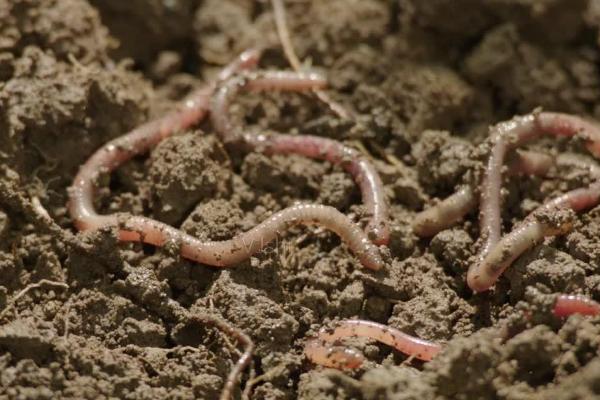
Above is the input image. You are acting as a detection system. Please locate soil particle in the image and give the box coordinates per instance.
[508,246,588,302]
[90,0,196,65]
[412,130,477,194]
[202,271,300,356]
[241,153,325,201]
[463,23,600,115]
[0,0,110,63]
[1,46,148,189]
[430,228,475,277]
[382,63,474,138]
[148,133,233,225]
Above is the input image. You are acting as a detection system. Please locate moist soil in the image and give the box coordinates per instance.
[1,0,600,399]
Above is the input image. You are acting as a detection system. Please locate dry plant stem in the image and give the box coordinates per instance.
[211,71,390,245]
[468,181,600,292]
[305,319,442,369]
[69,53,382,269]
[271,0,351,119]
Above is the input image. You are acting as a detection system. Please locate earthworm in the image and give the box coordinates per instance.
[69,54,383,270]
[304,319,442,369]
[69,48,262,231]
[553,293,600,317]
[211,70,390,245]
[412,185,477,238]
[413,113,600,240]
[412,150,554,238]
[479,112,600,259]
[466,112,600,292]
[468,180,600,292]
[306,294,600,369]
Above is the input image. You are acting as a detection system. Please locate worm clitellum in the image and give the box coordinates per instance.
[211,70,390,245]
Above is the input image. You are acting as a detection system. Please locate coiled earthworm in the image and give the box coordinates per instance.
[68,48,262,231]
[468,180,600,292]
[211,70,390,245]
[306,294,600,369]
[68,49,383,397]
[69,53,384,270]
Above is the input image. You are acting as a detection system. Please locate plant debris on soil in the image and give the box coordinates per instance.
[1,0,600,399]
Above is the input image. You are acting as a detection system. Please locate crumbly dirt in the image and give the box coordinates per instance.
[1,0,600,399]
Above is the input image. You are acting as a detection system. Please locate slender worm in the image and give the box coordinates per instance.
[307,294,600,369]
[69,54,383,270]
[304,319,442,369]
[412,185,477,238]
[553,294,600,317]
[211,70,390,245]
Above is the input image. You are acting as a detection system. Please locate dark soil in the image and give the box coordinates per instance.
[1,0,600,399]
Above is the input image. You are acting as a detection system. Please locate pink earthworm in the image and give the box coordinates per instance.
[69,53,383,270]
[553,294,600,318]
[211,70,390,245]
[306,294,600,369]
[304,319,442,369]
[412,149,555,238]
[468,180,600,292]
[479,112,600,259]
